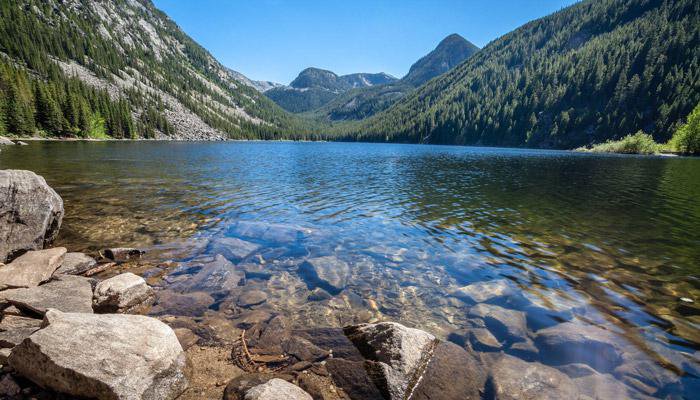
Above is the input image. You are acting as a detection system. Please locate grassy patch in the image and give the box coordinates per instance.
[577,131,660,155]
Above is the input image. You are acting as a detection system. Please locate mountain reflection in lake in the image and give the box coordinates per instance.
[2,141,699,396]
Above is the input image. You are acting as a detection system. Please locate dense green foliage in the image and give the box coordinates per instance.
[266,87,340,114]
[577,131,660,154]
[348,0,699,149]
[0,61,135,138]
[0,0,317,139]
[669,102,700,154]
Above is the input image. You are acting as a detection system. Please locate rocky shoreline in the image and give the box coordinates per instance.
[0,169,695,399]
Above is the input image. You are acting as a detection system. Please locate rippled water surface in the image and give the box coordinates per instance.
[2,141,699,395]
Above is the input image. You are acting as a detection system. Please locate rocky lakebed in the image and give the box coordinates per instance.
[0,168,698,399]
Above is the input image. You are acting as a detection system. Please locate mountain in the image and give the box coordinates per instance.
[227,69,283,93]
[312,34,479,121]
[350,0,700,149]
[0,0,310,140]
[264,68,397,113]
[403,33,480,86]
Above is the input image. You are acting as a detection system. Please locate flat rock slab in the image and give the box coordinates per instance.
[93,272,154,313]
[535,322,624,372]
[237,290,268,308]
[0,274,93,315]
[0,248,66,290]
[9,310,189,400]
[0,170,64,263]
[245,378,312,400]
[451,279,516,304]
[55,252,97,275]
[299,256,350,295]
[209,237,261,262]
[171,255,244,294]
[487,354,579,399]
[150,290,215,317]
[468,303,529,343]
[345,322,436,400]
[0,315,42,348]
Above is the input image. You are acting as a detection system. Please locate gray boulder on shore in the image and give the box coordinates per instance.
[9,310,189,400]
[0,136,14,145]
[0,274,94,315]
[0,247,66,290]
[55,252,97,275]
[0,170,64,263]
[93,272,155,313]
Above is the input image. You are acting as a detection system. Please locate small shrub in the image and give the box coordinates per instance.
[578,131,660,154]
[668,102,700,155]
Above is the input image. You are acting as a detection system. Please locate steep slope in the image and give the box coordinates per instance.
[0,0,307,140]
[403,33,480,86]
[314,34,479,121]
[227,69,283,93]
[353,0,700,148]
[265,67,397,113]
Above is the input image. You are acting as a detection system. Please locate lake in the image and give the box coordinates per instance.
[1,141,699,395]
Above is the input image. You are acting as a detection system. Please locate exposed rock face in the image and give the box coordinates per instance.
[0,315,42,348]
[534,322,624,372]
[0,170,64,263]
[344,322,436,400]
[9,310,189,400]
[93,272,155,313]
[0,275,94,314]
[487,354,579,399]
[244,378,312,400]
[451,279,516,304]
[411,341,487,400]
[299,256,350,295]
[0,247,66,290]
[55,252,97,275]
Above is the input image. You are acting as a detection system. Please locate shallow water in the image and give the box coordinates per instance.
[2,141,699,395]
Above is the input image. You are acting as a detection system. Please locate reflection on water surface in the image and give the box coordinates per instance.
[2,141,699,396]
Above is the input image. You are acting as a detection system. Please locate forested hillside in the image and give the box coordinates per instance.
[314,34,479,121]
[0,0,315,140]
[350,0,700,148]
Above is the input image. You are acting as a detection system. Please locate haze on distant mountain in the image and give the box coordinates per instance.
[264,68,397,113]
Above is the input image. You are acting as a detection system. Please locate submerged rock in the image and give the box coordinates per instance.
[236,289,268,308]
[9,310,189,400]
[534,322,624,372]
[411,341,487,400]
[0,136,14,145]
[0,247,66,290]
[0,170,64,263]
[0,274,94,315]
[150,290,215,317]
[299,256,350,295]
[468,303,529,343]
[451,279,516,304]
[209,237,261,262]
[93,272,155,313]
[486,354,579,399]
[55,252,97,275]
[170,255,244,294]
[344,322,436,400]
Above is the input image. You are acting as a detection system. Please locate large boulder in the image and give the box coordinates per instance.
[299,256,350,295]
[534,322,624,372]
[0,137,14,145]
[55,252,97,275]
[487,354,579,399]
[9,310,189,400]
[0,170,64,263]
[93,272,155,313]
[244,378,313,400]
[0,247,66,290]
[0,274,94,314]
[344,322,436,400]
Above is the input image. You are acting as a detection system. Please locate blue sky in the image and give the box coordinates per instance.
[153,0,578,84]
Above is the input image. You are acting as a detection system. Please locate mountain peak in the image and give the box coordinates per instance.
[403,33,479,86]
